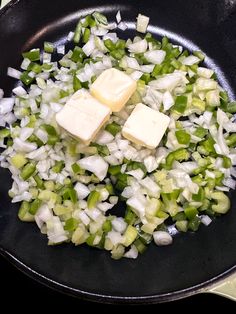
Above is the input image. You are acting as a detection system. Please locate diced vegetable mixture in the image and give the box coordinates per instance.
[0,12,236,259]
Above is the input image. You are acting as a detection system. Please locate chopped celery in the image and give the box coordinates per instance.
[73,22,82,43]
[161,190,180,216]
[115,173,129,191]
[71,46,84,62]
[134,238,147,254]
[165,148,190,170]
[194,127,208,139]
[38,190,60,205]
[10,154,27,169]
[44,181,55,191]
[22,49,40,61]
[20,71,35,85]
[29,199,42,215]
[28,62,42,74]
[73,75,82,91]
[71,163,83,174]
[175,130,191,145]
[105,122,121,136]
[87,190,100,209]
[123,225,138,247]
[41,124,57,136]
[192,187,205,202]
[34,175,44,189]
[184,206,198,220]
[44,41,54,53]
[104,39,115,51]
[62,187,77,204]
[226,134,236,147]
[82,28,91,43]
[105,183,114,195]
[86,234,96,246]
[18,201,34,222]
[0,128,10,139]
[20,163,36,180]
[172,212,186,221]
[108,165,121,176]
[124,206,137,224]
[53,204,72,215]
[92,12,108,25]
[198,137,216,155]
[222,156,232,168]
[64,218,78,231]
[176,220,188,232]
[102,220,112,232]
[91,143,109,156]
[211,192,230,214]
[188,216,201,231]
[110,49,125,60]
[52,161,65,173]
[173,95,187,113]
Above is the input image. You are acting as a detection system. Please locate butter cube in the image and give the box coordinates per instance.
[90,68,137,112]
[122,103,170,149]
[56,89,111,145]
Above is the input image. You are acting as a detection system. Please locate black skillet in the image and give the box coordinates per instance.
[1,0,236,304]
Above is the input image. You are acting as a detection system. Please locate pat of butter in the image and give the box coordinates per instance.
[90,68,137,112]
[56,89,111,145]
[122,103,170,149]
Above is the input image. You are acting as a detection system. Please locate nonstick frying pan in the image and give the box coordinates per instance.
[1,0,236,304]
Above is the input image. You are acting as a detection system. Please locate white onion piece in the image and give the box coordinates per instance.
[144,50,166,64]
[153,231,173,246]
[116,10,121,23]
[112,217,127,233]
[97,202,114,212]
[78,211,90,226]
[181,56,200,65]
[130,70,143,80]
[78,155,108,181]
[136,14,149,33]
[126,169,144,180]
[12,86,27,96]
[127,194,147,223]
[128,39,147,54]
[197,67,214,79]
[107,231,123,246]
[200,215,212,226]
[140,177,160,197]
[124,245,138,259]
[144,155,158,172]
[13,138,37,153]
[223,177,236,189]
[149,73,184,91]
[163,91,174,111]
[95,130,114,144]
[57,45,65,54]
[103,32,118,43]
[82,36,96,56]
[118,22,128,31]
[19,127,34,141]
[7,67,21,79]
[0,98,14,114]
[74,182,90,200]
[67,31,74,41]
[12,191,32,203]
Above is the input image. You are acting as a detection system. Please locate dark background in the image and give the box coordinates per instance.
[1,256,234,307]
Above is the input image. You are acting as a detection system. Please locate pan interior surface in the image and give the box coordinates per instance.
[1,0,236,303]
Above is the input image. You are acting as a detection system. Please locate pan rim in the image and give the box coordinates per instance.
[1,247,235,303]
